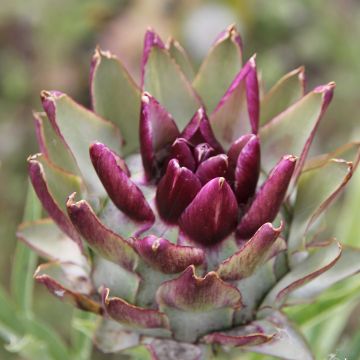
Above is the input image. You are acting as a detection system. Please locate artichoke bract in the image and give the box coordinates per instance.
[18,25,360,359]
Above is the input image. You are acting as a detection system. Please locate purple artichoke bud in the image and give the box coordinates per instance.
[195,154,229,185]
[169,138,196,171]
[19,25,360,360]
[246,56,260,134]
[227,134,255,174]
[193,143,215,164]
[140,92,179,181]
[90,142,155,224]
[179,177,238,246]
[237,155,297,239]
[234,135,260,204]
[181,107,223,152]
[156,159,201,223]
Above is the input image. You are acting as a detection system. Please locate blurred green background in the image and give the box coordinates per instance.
[1,0,360,359]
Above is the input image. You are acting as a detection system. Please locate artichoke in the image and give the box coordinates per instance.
[18,26,360,359]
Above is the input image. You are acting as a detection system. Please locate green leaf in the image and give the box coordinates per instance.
[17,219,87,267]
[261,240,341,309]
[34,112,80,174]
[167,39,195,81]
[288,159,353,254]
[91,49,141,156]
[71,311,98,339]
[209,59,255,150]
[94,319,139,353]
[234,261,277,324]
[135,262,175,308]
[0,286,24,335]
[285,277,360,358]
[70,310,96,360]
[285,279,360,328]
[6,182,71,360]
[216,223,283,281]
[146,339,203,360]
[11,183,42,315]
[305,141,360,166]
[5,334,53,360]
[0,322,19,348]
[34,262,100,314]
[122,346,153,360]
[92,257,140,303]
[0,288,69,360]
[305,309,353,358]
[30,154,83,214]
[41,91,122,196]
[289,246,360,299]
[0,317,70,360]
[303,268,360,357]
[345,326,360,359]
[98,198,147,239]
[260,66,305,126]
[27,154,83,244]
[245,311,313,360]
[259,82,335,173]
[335,146,360,246]
[157,266,241,342]
[193,25,242,113]
[23,318,70,360]
[143,46,200,131]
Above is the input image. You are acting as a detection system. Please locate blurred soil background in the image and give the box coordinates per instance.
[1,0,360,358]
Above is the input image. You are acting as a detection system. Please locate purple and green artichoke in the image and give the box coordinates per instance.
[18,26,360,359]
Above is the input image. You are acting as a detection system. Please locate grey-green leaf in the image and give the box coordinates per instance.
[193,25,242,114]
[91,49,141,156]
[143,46,200,131]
